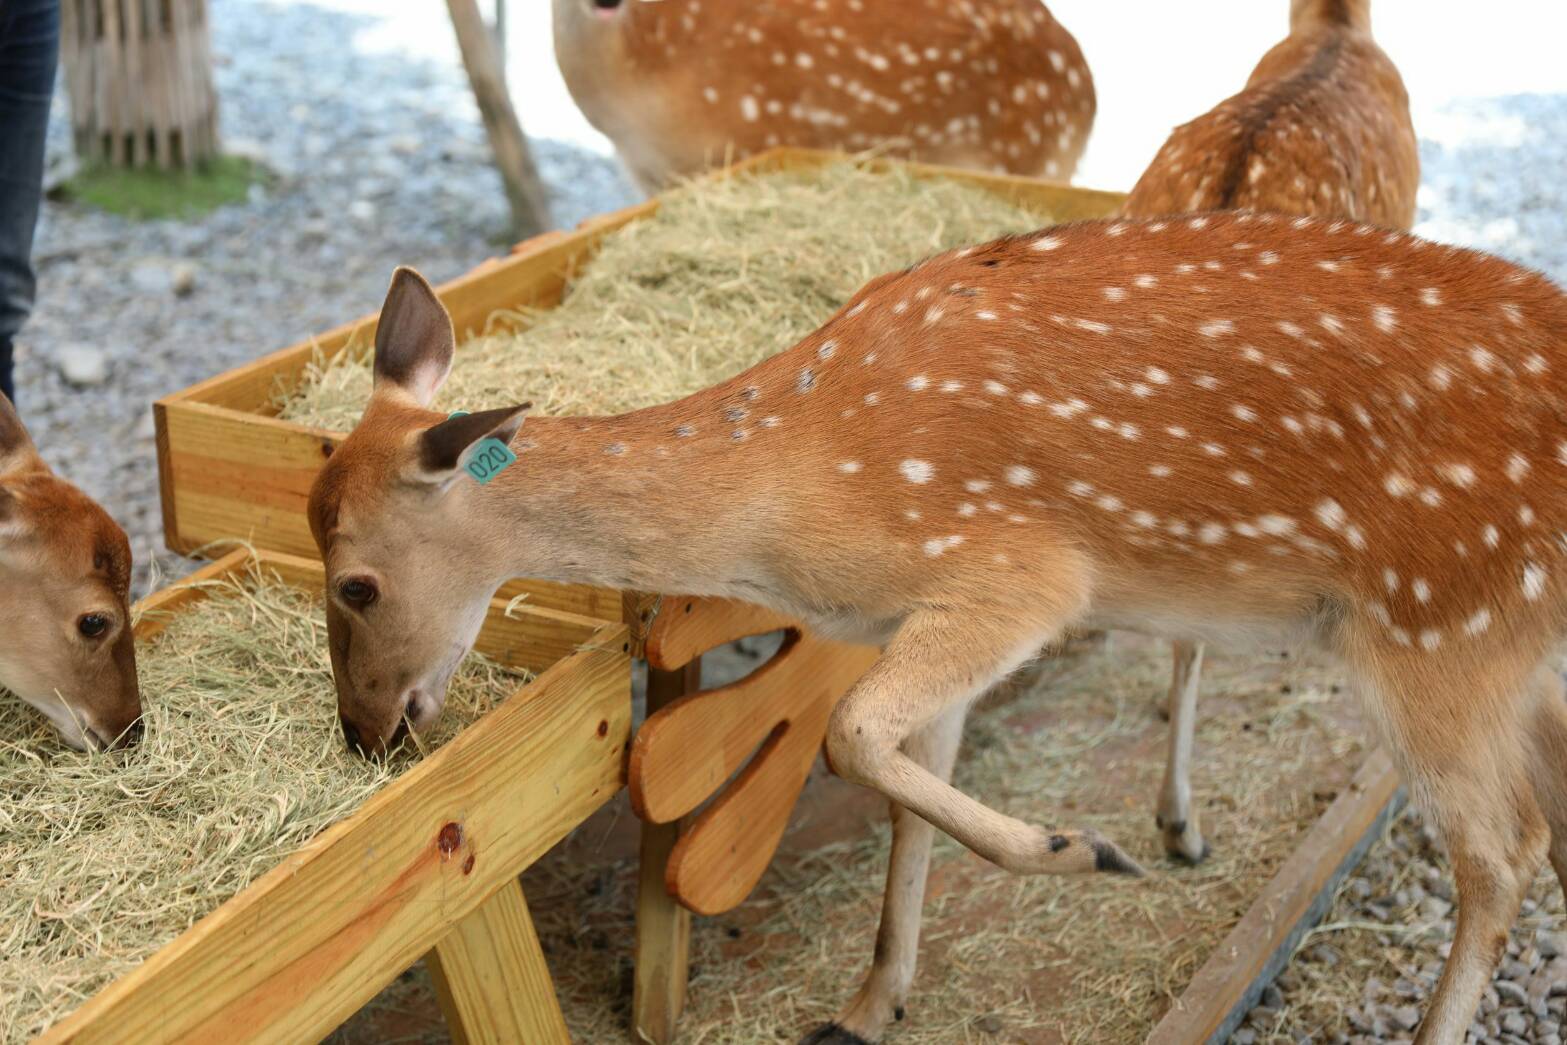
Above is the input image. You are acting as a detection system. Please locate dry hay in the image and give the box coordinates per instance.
[274,159,1057,430]
[331,633,1367,1044]
[0,564,527,1043]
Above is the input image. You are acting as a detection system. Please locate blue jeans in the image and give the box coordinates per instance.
[0,0,59,405]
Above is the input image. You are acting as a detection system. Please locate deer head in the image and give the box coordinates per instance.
[0,395,140,750]
[309,270,532,755]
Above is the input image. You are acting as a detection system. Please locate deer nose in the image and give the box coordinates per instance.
[340,714,365,754]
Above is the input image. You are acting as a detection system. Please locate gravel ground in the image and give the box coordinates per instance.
[1250,806,1567,1044]
[12,2,1567,1037]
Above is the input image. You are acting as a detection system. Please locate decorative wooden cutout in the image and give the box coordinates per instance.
[629,597,878,915]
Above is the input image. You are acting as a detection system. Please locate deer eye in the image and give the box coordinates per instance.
[340,578,377,607]
[78,614,110,639]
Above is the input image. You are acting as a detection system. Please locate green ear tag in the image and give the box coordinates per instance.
[448,411,517,485]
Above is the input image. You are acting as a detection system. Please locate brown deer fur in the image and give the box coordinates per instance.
[1123,0,1417,228]
[1123,0,1421,870]
[0,394,139,750]
[552,0,1096,191]
[315,214,1566,1041]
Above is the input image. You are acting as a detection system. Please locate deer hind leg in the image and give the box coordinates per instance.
[1523,666,1567,894]
[801,704,967,1045]
[1350,644,1549,1044]
[824,598,1143,880]
[1157,640,1209,864]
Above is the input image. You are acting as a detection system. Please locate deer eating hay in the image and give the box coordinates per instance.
[312,205,1567,1040]
[0,393,140,751]
[1121,0,1421,867]
[552,0,1096,191]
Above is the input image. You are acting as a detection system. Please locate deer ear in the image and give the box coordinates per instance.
[0,393,41,477]
[413,404,531,486]
[373,267,456,407]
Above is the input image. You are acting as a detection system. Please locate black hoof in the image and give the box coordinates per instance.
[799,1023,875,1045]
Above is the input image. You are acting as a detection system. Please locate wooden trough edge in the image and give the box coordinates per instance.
[1147,748,1406,1045]
[41,548,633,1045]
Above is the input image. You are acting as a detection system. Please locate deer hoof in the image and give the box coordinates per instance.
[1162,819,1211,865]
[799,1023,875,1045]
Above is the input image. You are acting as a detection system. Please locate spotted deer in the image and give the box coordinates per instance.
[552,0,1096,191]
[312,214,1566,1042]
[0,394,140,750]
[1122,0,1420,866]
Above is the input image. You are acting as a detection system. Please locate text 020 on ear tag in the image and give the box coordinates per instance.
[465,438,516,484]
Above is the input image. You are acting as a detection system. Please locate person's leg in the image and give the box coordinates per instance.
[0,0,62,406]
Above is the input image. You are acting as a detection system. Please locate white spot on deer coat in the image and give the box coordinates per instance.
[900,459,934,484]
[1463,608,1492,636]
[1005,465,1036,487]
[1524,563,1547,601]
[838,461,862,474]
[924,535,964,557]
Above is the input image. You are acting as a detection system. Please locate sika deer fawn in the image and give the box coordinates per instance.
[0,394,140,750]
[1123,0,1420,865]
[1125,0,1417,225]
[313,216,1566,1042]
[552,0,1096,191]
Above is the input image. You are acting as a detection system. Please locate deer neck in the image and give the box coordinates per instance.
[475,407,771,599]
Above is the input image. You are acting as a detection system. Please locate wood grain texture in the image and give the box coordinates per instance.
[661,637,878,915]
[1147,749,1404,1045]
[630,632,877,825]
[643,595,797,671]
[632,664,699,1045]
[427,878,570,1045]
[42,553,631,1045]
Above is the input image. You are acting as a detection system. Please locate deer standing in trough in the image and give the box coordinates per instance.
[0,393,140,750]
[552,0,1096,192]
[1121,0,1420,866]
[313,212,1567,1042]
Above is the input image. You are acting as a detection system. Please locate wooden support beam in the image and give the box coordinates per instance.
[632,663,699,1044]
[445,0,552,238]
[428,878,569,1045]
[1146,748,1405,1045]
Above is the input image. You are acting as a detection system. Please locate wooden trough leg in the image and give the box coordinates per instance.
[633,661,700,1044]
[428,877,570,1045]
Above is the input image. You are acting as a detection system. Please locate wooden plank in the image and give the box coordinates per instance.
[1147,749,1405,1045]
[643,595,796,672]
[632,663,698,1045]
[630,634,878,825]
[42,614,631,1044]
[130,547,253,639]
[427,878,570,1045]
[661,637,878,915]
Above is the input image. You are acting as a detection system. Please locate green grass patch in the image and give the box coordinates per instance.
[55,155,267,220]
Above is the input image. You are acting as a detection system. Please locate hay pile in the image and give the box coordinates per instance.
[275,160,1056,429]
[0,565,527,1043]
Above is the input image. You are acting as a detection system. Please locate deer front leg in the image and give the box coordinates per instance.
[1157,640,1210,864]
[825,606,1144,879]
[802,705,968,1045]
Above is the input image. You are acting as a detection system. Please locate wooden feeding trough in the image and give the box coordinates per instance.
[150,149,1406,1040]
[32,547,629,1044]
